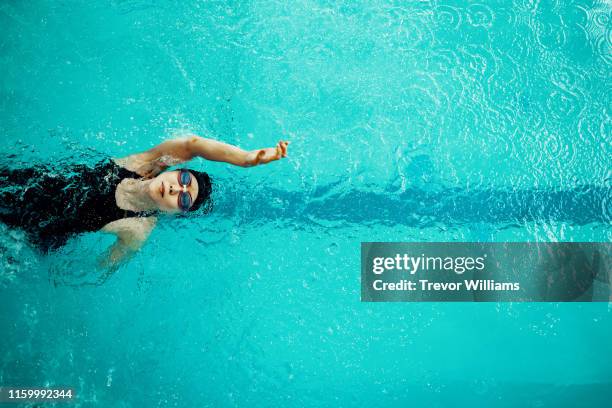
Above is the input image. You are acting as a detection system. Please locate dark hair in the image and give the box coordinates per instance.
[187,169,213,212]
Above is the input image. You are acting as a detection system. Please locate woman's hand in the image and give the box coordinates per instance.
[246,140,290,166]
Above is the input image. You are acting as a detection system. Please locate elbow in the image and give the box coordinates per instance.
[186,135,201,149]
[183,135,202,158]
[187,135,201,144]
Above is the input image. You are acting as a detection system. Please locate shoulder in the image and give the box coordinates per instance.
[111,156,147,177]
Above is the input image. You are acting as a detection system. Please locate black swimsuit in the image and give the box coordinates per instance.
[0,158,150,252]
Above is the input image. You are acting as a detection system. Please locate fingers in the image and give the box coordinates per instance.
[252,141,289,166]
[278,140,289,158]
[275,143,282,159]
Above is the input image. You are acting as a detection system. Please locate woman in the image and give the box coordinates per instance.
[0,136,290,267]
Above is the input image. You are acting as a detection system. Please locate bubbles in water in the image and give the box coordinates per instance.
[106,368,115,387]
[326,242,339,255]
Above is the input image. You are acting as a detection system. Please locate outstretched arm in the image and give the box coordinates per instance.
[116,135,289,178]
[186,136,289,167]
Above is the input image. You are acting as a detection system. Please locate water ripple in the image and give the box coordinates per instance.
[434,5,462,29]
[467,3,495,29]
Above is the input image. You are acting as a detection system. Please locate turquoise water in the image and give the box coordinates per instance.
[1,0,611,406]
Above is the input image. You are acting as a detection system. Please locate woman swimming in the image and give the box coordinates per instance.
[0,136,289,267]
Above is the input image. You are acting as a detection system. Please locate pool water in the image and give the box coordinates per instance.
[1,0,611,406]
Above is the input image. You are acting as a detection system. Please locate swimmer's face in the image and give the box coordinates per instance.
[148,170,199,212]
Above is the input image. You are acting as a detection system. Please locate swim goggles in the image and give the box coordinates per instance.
[177,169,193,211]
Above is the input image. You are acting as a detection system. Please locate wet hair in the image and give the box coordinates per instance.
[187,169,213,212]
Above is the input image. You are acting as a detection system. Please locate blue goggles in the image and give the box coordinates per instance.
[177,169,193,211]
